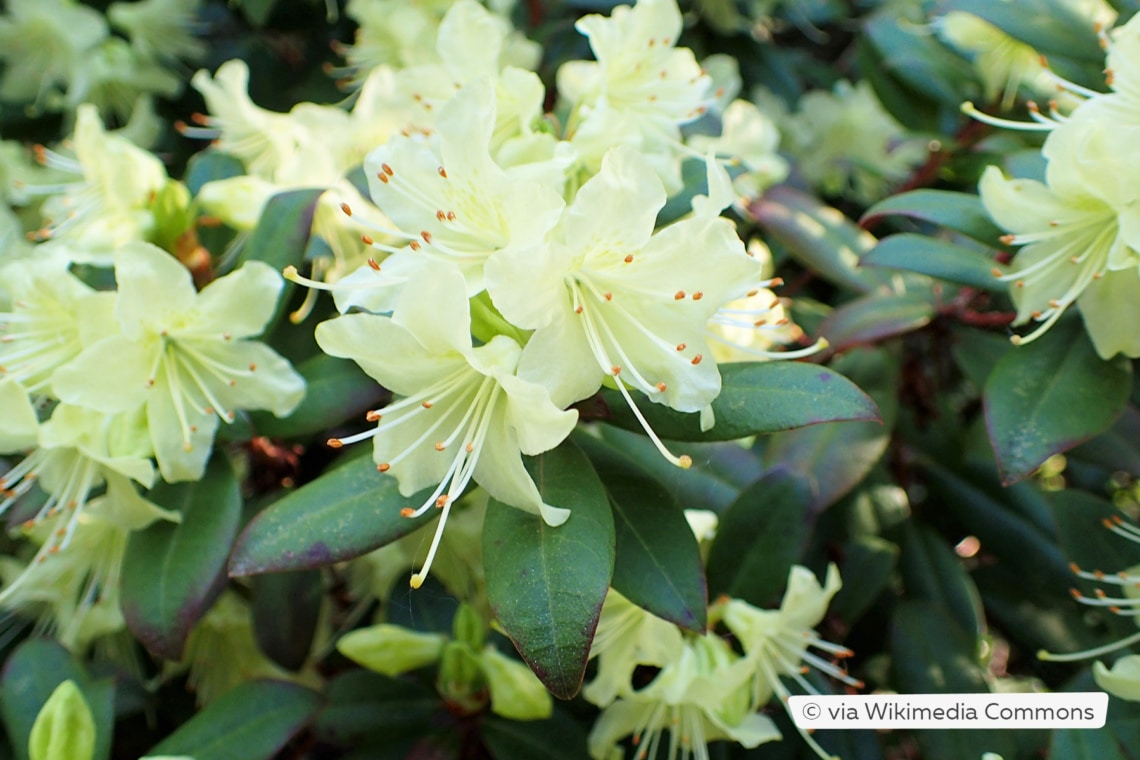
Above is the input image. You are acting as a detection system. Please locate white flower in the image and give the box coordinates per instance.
[485,148,762,465]
[52,243,305,482]
[0,0,108,108]
[314,264,577,587]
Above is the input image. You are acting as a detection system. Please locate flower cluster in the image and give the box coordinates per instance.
[217,0,812,587]
[584,562,859,760]
[971,11,1140,356]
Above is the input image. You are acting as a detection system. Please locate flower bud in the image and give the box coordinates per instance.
[28,680,96,760]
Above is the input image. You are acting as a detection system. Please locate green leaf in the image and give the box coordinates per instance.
[234,188,323,329]
[763,348,897,511]
[860,190,1005,245]
[952,327,1012,390]
[818,290,937,353]
[146,680,322,760]
[861,235,1008,291]
[28,681,94,760]
[706,468,815,606]
[184,150,246,197]
[576,434,706,633]
[984,318,1132,484]
[948,0,1104,62]
[600,361,880,443]
[749,185,890,293]
[482,710,590,760]
[482,440,615,699]
[830,535,899,623]
[312,671,439,747]
[0,641,113,760]
[864,12,981,107]
[229,455,437,576]
[248,353,380,439]
[121,453,243,660]
[899,523,985,640]
[252,570,323,671]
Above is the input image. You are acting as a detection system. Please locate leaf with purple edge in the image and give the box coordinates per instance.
[229,454,437,577]
[860,190,1005,245]
[818,289,937,353]
[483,439,615,700]
[121,452,242,660]
[600,361,881,442]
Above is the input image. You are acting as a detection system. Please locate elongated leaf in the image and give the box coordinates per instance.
[235,188,323,329]
[229,455,437,576]
[864,13,980,106]
[764,349,897,511]
[899,523,985,639]
[0,641,113,760]
[249,353,381,439]
[146,680,322,760]
[830,535,898,623]
[984,318,1132,484]
[948,0,1103,61]
[600,361,880,443]
[577,434,706,632]
[184,150,246,197]
[483,440,615,699]
[482,710,589,760]
[121,453,242,660]
[861,190,1005,244]
[313,671,439,747]
[861,235,1007,291]
[818,290,937,353]
[706,468,815,606]
[748,185,889,293]
[252,570,323,671]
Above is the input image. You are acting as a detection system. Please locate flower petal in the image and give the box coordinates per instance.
[52,334,156,414]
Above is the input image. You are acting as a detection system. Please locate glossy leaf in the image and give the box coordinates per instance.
[229,455,437,576]
[121,453,243,660]
[600,361,880,443]
[830,535,899,623]
[312,671,439,747]
[748,184,890,293]
[146,680,322,760]
[861,190,1005,244]
[984,318,1132,484]
[483,440,615,699]
[249,353,380,439]
[899,523,985,639]
[577,434,706,632]
[764,348,897,511]
[706,468,815,606]
[0,641,113,760]
[482,710,589,760]
[818,289,937,353]
[861,234,1007,291]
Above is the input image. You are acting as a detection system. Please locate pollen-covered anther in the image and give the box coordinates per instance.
[361,234,374,245]
[746,289,759,297]
[1015,280,1025,288]
[991,268,1004,278]
[574,305,583,314]
[1048,299,1062,308]
[674,290,686,300]
[675,342,686,351]
[381,163,394,176]
[377,463,391,472]
[1070,562,1082,574]
[604,292,613,301]
[421,231,433,244]
[1000,234,1017,245]
[611,365,621,376]
[446,211,455,221]
[409,240,421,251]
[340,202,353,217]
[655,382,667,392]
[465,442,473,452]
[434,441,447,451]
[691,354,703,365]
[368,258,381,271]
[438,166,447,178]
[326,438,344,448]
[249,363,257,371]
[436,210,446,221]
[365,410,382,422]
[377,173,390,184]
[421,401,433,409]
[400,507,415,517]
[624,254,634,263]
[691,291,703,301]
[1031,310,1043,319]
[435,495,449,508]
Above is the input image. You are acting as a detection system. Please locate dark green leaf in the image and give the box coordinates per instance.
[984,318,1132,484]
[0,641,113,760]
[763,349,897,511]
[860,190,1005,245]
[577,434,706,632]
[482,710,589,760]
[899,523,985,639]
[229,455,437,576]
[252,570,323,671]
[312,671,439,747]
[818,290,937,353]
[706,468,815,606]
[184,150,246,197]
[248,353,381,439]
[830,536,898,623]
[951,327,1012,390]
[864,12,981,106]
[483,440,615,699]
[749,185,890,293]
[121,453,243,660]
[861,235,1007,291]
[600,361,880,443]
[146,680,322,760]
